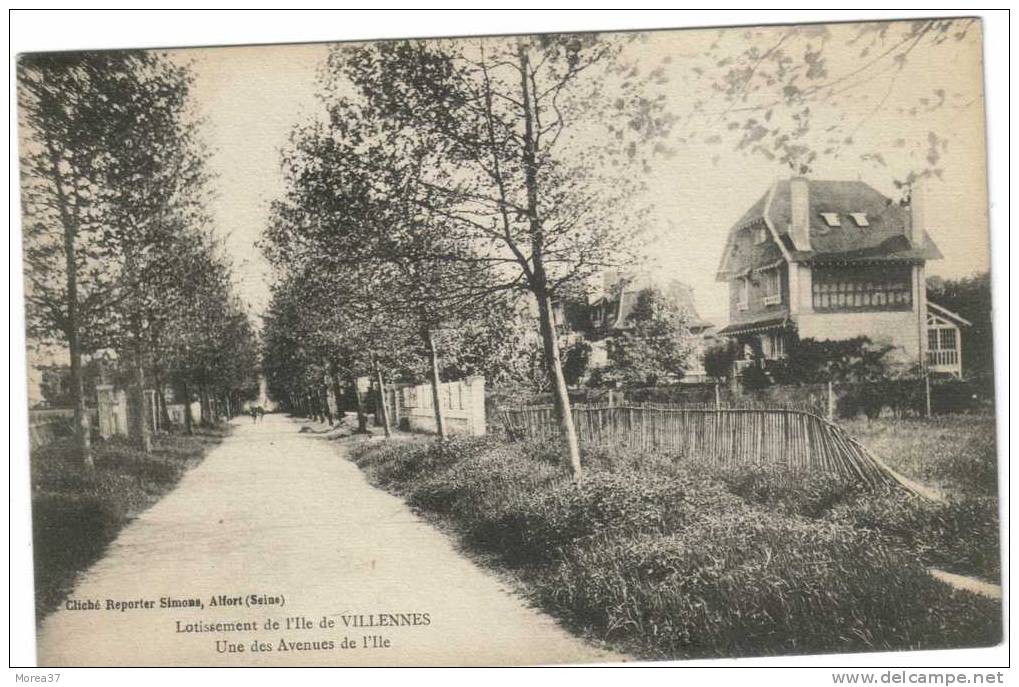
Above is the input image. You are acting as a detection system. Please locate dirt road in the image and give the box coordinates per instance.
[36,414,620,666]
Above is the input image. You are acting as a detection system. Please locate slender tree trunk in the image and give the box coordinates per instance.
[131,342,152,453]
[329,362,345,421]
[350,373,369,433]
[155,369,171,431]
[425,329,447,439]
[518,43,582,481]
[67,341,92,467]
[372,356,392,438]
[199,384,211,426]
[55,161,92,466]
[535,290,582,480]
[321,384,334,425]
[182,380,194,435]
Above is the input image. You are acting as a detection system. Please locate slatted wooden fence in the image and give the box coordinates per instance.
[500,403,929,495]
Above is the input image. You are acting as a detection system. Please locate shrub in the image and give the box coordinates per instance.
[930,379,988,415]
[740,364,771,390]
[31,493,122,614]
[351,435,497,491]
[409,443,562,522]
[474,469,740,564]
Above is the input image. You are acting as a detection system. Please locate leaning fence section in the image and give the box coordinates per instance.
[500,403,923,494]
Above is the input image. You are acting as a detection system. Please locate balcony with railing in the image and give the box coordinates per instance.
[926,323,962,377]
[926,347,961,376]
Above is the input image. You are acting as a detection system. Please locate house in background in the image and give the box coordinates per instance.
[715,177,968,377]
[584,270,716,381]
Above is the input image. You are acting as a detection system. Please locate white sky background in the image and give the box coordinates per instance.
[172,20,989,325]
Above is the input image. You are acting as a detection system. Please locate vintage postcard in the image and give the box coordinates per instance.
[17,16,1001,667]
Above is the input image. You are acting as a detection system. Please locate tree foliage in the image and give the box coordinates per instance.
[19,50,257,456]
[684,19,979,189]
[601,288,698,387]
[770,335,896,385]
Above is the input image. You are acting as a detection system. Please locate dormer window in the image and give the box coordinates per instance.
[849,212,870,227]
[820,212,841,227]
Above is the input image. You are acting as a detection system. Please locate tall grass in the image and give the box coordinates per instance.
[843,415,998,497]
[350,434,1001,660]
[30,428,227,622]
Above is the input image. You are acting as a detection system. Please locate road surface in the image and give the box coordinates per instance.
[36,414,620,666]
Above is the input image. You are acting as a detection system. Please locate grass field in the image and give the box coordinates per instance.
[843,415,999,498]
[349,415,1001,661]
[30,428,228,622]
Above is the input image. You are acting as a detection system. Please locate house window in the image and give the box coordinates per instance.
[761,332,786,360]
[939,328,957,350]
[811,264,912,312]
[753,226,768,245]
[761,267,782,305]
[736,277,749,310]
[928,328,940,351]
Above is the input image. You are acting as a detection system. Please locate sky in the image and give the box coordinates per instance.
[170,19,989,327]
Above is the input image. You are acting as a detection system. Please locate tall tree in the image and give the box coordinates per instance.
[322,34,673,479]
[19,51,205,463]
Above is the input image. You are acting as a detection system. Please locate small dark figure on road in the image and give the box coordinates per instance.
[256,407,266,422]
[249,407,258,423]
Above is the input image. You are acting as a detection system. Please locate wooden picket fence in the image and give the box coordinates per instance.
[500,402,931,496]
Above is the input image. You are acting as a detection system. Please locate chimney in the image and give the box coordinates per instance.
[908,179,926,247]
[789,177,811,251]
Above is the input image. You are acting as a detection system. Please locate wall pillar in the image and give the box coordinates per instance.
[465,375,487,436]
[96,384,116,440]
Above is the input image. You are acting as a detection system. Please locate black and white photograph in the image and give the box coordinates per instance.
[11,10,1006,671]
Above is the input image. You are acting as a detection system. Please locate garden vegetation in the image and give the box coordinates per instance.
[350,429,1000,660]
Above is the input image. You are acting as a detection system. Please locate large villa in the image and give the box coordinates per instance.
[716,177,970,377]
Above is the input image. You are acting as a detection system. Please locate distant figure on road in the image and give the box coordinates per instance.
[249,406,259,424]
[256,406,265,423]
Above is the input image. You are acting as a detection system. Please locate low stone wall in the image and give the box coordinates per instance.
[28,408,74,449]
[393,376,486,436]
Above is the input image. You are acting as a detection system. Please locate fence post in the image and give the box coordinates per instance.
[714,382,721,409]
[924,373,932,418]
[827,380,835,421]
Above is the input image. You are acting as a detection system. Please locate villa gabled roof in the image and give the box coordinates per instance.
[716,179,943,280]
[593,273,712,331]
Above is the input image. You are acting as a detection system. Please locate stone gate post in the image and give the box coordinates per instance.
[465,376,486,436]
